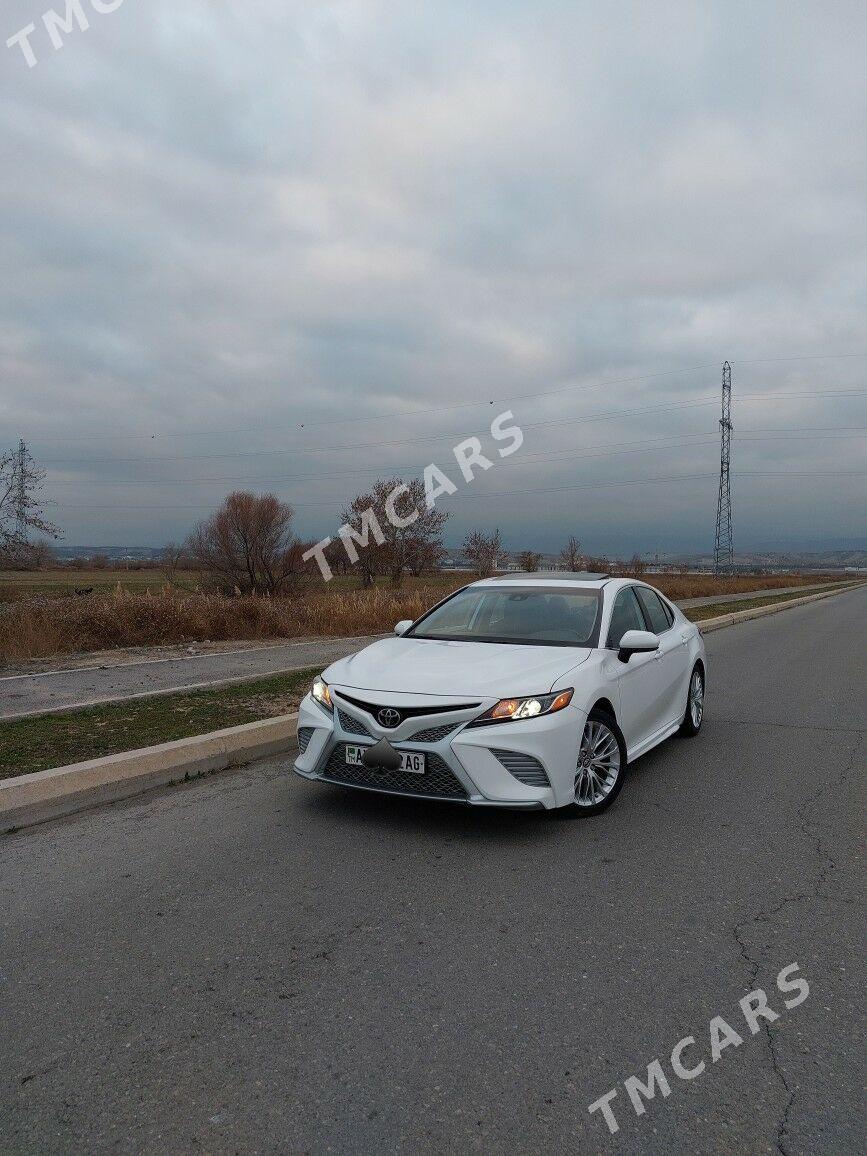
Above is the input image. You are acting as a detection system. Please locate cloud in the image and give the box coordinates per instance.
[0,0,864,553]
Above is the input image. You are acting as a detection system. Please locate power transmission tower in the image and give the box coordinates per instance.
[14,438,28,545]
[713,362,734,575]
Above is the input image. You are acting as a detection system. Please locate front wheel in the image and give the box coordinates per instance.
[572,708,627,815]
[679,664,704,736]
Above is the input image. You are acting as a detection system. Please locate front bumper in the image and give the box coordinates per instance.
[293,689,584,810]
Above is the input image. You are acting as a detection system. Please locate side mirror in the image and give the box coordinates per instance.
[394,620,413,637]
[617,629,660,663]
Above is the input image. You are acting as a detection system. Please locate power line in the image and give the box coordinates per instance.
[49,468,867,511]
[33,362,724,442]
[40,396,721,462]
[48,428,867,487]
[38,388,867,466]
[27,351,867,443]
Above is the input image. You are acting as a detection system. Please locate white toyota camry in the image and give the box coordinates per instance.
[294,573,706,814]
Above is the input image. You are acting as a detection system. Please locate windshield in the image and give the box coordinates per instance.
[408,586,602,647]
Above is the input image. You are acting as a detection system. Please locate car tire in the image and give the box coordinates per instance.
[569,707,627,816]
[679,663,705,737]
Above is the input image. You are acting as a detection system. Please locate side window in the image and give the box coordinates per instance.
[635,587,672,634]
[606,587,645,648]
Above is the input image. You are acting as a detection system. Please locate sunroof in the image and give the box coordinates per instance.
[487,571,608,581]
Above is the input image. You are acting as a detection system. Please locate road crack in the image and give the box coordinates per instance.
[731,731,862,1156]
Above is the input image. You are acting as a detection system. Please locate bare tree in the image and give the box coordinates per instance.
[339,488,380,587]
[517,549,542,572]
[160,541,187,583]
[558,535,584,571]
[323,537,352,579]
[462,528,505,577]
[623,553,647,577]
[186,491,309,595]
[28,539,56,569]
[559,535,583,571]
[340,477,449,588]
[0,445,59,564]
[407,538,447,578]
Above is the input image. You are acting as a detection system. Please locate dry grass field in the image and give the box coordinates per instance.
[0,567,843,663]
[0,567,200,600]
[0,568,463,602]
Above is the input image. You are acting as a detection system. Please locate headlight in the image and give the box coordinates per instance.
[471,688,573,725]
[311,677,333,712]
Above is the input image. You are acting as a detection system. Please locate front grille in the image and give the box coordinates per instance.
[297,727,314,754]
[337,707,372,737]
[492,748,551,788]
[319,743,468,800]
[335,691,480,722]
[409,722,459,743]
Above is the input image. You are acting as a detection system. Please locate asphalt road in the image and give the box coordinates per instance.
[0,583,844,720]
[1,586,864,1154]
[0,635,381,720]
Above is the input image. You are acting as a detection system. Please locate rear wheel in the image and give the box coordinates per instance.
[679,664,704,736]
[572,708,627,815]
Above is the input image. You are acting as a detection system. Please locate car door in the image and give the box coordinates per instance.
[634,586,690,728]
[605,586,667,754]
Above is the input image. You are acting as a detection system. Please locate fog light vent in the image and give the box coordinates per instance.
[297,727,315,754]
[492,749,550,788]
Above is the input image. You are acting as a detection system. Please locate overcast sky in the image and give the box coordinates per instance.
[1,0,865,555]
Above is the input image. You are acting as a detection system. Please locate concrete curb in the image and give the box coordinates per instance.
[0,712,299,834]
[696,583,862,633]
[2,582,863,835]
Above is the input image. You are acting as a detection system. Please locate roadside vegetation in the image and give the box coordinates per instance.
[0,669,318,780]
[0,584,452,661]
[0,572,850,664]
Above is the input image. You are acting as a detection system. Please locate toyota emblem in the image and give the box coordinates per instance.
[377,707,402,728]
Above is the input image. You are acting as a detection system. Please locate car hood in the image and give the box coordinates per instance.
[324,637,592,699]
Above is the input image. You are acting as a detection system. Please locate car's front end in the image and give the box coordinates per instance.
[294,577,613,810]
[294,674,588,810]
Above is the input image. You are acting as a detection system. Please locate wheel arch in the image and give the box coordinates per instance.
[589,696,617,721]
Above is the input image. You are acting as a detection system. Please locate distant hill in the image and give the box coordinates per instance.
[674,548,867,572]
[51,546,164,561]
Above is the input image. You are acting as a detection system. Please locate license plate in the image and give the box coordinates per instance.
[345,745,425,774]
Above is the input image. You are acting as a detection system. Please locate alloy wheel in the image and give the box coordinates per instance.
[689,669,704,729]
[575,719,621,807]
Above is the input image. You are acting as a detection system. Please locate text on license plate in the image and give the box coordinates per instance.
[344,745,425,774]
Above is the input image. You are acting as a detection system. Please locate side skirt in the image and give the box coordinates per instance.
[627,720,681,763]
